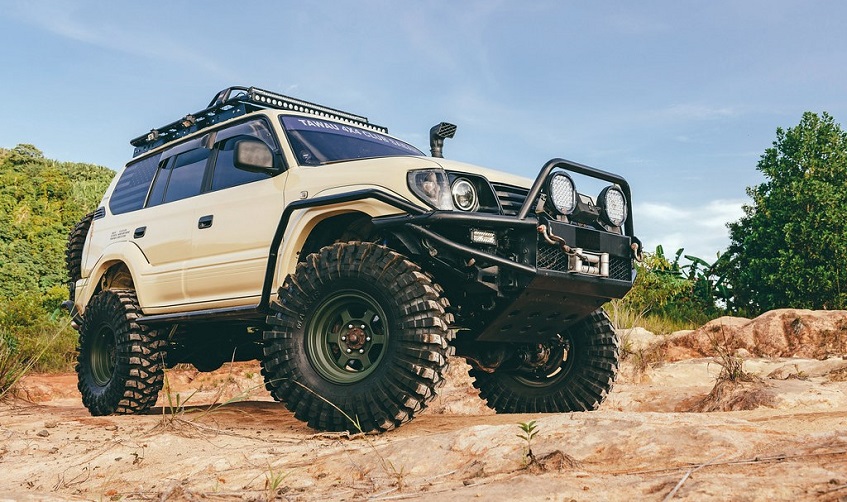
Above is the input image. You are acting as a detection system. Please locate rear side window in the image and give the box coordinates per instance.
[163,149,210,203]
[109,155,158,215]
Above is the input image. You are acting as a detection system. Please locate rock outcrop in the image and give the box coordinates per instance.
[660,309,847,360]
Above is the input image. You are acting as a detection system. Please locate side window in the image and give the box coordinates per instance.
[109,155,158,215]
[146,148,211,206]
[164,148,210,203]
[210,119,279,192]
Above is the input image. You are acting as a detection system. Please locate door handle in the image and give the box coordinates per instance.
[133,226,146,238]
[198,215,214,229]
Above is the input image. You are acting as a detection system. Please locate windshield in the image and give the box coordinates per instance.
[280,115,423,165]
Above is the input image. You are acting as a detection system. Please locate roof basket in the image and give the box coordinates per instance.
[130,86,388,157]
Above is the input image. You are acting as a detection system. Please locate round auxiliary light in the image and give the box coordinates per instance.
[451,178,478,211]
[546,172,577,214]
[599,185,628,227]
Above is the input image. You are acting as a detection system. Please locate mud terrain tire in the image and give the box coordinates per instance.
[76,289,165,415]
[262,242,452,432]
[66,212,94,301]
[470,309,619,413]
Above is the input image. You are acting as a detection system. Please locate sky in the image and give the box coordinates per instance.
[2,1,846,261]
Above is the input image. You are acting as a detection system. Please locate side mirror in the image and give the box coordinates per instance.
[234,139,275,171]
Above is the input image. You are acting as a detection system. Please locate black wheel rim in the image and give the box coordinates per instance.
[306,289,389,384]
[90,325,117,387]
[511,337,575,388]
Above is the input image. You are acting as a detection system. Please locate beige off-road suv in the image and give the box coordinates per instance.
[65,86,641,432]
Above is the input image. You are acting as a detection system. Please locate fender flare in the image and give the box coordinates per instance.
[74,241,152,313]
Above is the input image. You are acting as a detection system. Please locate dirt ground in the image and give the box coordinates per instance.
[3,344,847,501]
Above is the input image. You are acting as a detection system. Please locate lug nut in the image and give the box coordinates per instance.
[360,324,366,329]
[341,336,347,341]
[359,349,365,354]
[366,337,371,342]
[347,324,353,329]
[346,349,352,353]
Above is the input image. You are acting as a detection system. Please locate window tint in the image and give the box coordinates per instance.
[163,149,210,203]
[216,119,277,150]
[109,155,158,215]
[211,135,274,191]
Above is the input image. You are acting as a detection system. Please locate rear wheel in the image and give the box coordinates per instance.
[469,309,619,413]
[76,290,165,415]
[262,242,453,432]
[66,212,94,301]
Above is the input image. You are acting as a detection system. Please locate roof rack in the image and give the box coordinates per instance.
[130,86,388,157]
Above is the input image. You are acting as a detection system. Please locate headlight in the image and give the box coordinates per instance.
[546,172,577,214]
[599,185,627,227]
[451,178,478,211]
[407,169,453,210]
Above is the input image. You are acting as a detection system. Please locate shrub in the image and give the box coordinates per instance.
[609,246,726,334]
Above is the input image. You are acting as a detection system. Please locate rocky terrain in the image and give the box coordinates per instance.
[3,309,847,501]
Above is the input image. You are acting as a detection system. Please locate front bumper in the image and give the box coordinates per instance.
[476,219,634,341]
[374,158,641,342]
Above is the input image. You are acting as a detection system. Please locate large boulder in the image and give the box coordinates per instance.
[661,309,847,360]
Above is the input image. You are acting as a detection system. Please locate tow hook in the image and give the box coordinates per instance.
[631,240,643,262]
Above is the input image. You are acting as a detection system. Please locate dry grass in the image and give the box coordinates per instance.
[687,324,776,412]
[606,299,702,336]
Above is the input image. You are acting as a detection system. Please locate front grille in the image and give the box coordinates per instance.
[609,256,632,281]
[491,182,528,216]
[537,243,570,272]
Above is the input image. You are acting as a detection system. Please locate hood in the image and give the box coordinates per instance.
[425,158,533,188]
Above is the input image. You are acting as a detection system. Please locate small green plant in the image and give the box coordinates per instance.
[264,463,287,500]
[159,371,200,425]
[385,460,407,490]
[517,420,539,466]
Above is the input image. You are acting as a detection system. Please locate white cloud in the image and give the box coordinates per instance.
[634,198,746,260]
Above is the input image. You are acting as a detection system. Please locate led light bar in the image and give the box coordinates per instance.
[247,88,387,133]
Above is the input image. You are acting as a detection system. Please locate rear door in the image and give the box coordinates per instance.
[135,136,212,307]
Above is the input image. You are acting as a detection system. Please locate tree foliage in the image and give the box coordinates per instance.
[0,144,114,298]
[0,145,113,373]
[722,112,847,314]
[614,245,724,331]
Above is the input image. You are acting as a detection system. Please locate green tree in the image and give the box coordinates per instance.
[0,144,114,298]
[0,144,114,374]
[722,112,847,313]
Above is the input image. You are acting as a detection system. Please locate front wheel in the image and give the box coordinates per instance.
[261,242,453,432]
[469,309,619,413]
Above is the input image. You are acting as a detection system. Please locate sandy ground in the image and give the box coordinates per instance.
[3,350,847,501]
